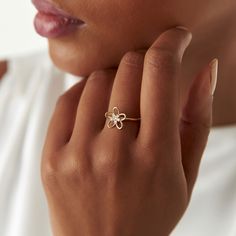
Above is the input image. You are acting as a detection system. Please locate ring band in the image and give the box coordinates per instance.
[105,106,141,130]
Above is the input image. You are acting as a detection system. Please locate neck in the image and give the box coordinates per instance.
[181,7,236,127]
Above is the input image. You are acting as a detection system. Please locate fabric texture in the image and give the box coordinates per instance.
[0,51,235,236]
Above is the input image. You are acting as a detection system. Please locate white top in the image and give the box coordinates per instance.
[0,52,235,236]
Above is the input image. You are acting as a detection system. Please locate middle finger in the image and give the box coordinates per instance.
[138,27,192,145]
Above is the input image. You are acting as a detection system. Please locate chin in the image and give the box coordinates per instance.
[48,46,97,77]
[47,38,127,78]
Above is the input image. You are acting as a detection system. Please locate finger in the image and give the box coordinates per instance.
[180,59,218,196]
[42,78,87,156]
[103,51,145,139]
[138,27,192,147]
[70,69,116,143]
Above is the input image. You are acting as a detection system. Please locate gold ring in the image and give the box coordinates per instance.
[105,106,141,130]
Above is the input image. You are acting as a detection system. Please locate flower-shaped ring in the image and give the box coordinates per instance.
[105,107,141,130]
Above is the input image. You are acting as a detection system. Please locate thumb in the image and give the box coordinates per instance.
[180,58,218,197]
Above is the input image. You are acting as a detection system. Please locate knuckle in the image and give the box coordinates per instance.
[121,51,144,68]
[145,46,178,73]
[63,160,84,184]
[136,136,159,155]
[54,81,85,109]
[139,154,159,172]
[41,149,89,187]
[94,146,122,176]
[135,139,177,171]
[41,157,59,186]
[181,118,212,133]
[56,93,73,108]
[97,155,119,175]
[139,157,159,172]
[89,69,114,81]
[134,141,158,169]
[61,150,90,184]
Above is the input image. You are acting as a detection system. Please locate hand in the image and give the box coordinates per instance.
[41,26,217,236]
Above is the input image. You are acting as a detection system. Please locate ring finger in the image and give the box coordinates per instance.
[102,51,145,140]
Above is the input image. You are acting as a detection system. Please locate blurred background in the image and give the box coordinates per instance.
[0,0,47,59]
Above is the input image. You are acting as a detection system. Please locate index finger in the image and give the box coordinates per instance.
[138,27,192,145]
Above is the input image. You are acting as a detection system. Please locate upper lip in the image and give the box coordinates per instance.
[32,0,81,20]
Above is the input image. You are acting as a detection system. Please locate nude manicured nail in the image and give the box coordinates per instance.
[209,58,218,95]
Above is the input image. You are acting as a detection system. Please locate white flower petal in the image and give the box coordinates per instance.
[116,121,123,130]
[119,113,126,121]
[113,107,120,116]
[107,120,116,128]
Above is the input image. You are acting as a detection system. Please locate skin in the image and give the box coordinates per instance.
[47,0,236,127]
[1,1,236,125]
[0,0,235,235]
[39,0,236,233]
[42,28,215,235]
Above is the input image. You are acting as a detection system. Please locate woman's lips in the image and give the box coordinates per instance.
[32,0,86,38]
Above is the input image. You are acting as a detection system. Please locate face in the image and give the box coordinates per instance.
[43,0,216,76]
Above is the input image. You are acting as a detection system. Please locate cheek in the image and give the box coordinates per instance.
[48,13,152,77]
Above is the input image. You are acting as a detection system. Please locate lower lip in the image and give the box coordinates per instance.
[34,12,86,38]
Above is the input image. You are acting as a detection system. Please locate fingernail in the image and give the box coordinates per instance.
[175,26,192,40]
[175,26,190,31]
[209,58,218,95]
[174,26,192,59]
